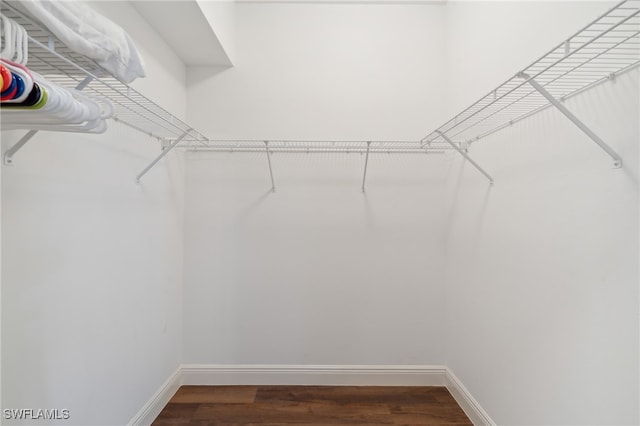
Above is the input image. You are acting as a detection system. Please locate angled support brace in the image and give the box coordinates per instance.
[521,72,622,168]
[4,130,39,165]
[437,131,494,185]
[264,141,276,192]
[74,75,95,91]
[361,141,371,193]
[4,76,94,165]
[136,129,191,183]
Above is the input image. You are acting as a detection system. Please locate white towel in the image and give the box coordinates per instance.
[17,0,145,83]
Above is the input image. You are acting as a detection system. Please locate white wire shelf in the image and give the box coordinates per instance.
[0,1,207,145]
[184,140,452,154]
[422,0,640,148]
[3,1,636,184]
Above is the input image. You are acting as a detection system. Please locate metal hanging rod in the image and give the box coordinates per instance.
[1,1,208,181]
[3,76,94,165]
[183,140,455,154]
[1,2,204,144]
[422,0,640,167]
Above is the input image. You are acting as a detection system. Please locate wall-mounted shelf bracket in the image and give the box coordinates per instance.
[361,141,371,193]
[520,72,623,168]
[3,76,94,166]
[420,1,637,171]
[4,130,39,166]
[136,129,191,183]
[264,141,276,192]
[436,131,494,185]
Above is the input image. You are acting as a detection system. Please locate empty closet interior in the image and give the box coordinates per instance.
[1,0,638,425]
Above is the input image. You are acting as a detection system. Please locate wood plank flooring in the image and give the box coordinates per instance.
[152,385,473,425]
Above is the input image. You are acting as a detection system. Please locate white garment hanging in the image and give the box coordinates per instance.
[14,0,146,83]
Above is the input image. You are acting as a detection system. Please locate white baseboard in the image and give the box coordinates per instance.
[129,364,494,426]
[181,364,447,386]
[128,367,182,426]
[445,367,496,426]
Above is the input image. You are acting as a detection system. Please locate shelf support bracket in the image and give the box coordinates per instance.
[437,131,494,185]
[74,75,95,91]
[4,76,95,165]
[264,141,276,192]
[361,141,371,193]
[521,72,622,168]
[4,130,39,165]
[136,129,191,183]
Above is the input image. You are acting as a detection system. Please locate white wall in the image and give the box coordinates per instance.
[187,2,447,141]
[1,2,186,425]
[183,152,449,365]
[444,56,639,426]
[184,1,639,424]
[182,1,450,366]
[443,3,638,423]
[3,1,637,424]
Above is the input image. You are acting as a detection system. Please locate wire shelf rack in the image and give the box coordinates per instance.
[0,1,448,166]
[2,0,636,183]
[0,1,207,145]
[185,140,451,154]
[421,0,640,147]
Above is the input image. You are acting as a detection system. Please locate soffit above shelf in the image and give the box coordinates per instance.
[130,0,234,67]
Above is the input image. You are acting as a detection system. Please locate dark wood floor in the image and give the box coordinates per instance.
[152,385,473,425]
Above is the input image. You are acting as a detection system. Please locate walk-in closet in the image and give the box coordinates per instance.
[1,0,638,425]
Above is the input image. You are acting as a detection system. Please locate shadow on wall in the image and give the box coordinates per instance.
[362,193,375,232]
[443,157,493,260]
[232,189,275,228]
